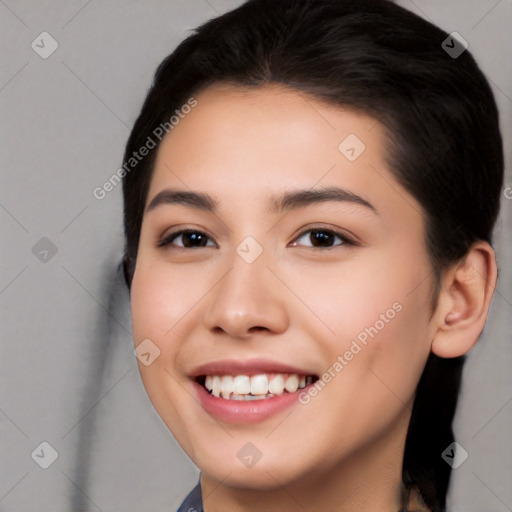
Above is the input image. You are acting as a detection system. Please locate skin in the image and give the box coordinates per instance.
[130,83,497,512]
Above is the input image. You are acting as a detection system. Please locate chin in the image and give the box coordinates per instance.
[197,447,313,491]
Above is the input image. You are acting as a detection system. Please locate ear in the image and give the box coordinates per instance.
[431,241,497,358]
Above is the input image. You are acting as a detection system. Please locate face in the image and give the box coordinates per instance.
[130,83,438,491]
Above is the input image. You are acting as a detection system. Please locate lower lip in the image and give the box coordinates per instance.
[192,380,311,424]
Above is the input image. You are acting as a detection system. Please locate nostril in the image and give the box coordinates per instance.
[248,326,270,333]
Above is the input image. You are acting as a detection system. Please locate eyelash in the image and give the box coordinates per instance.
[157,227,355,250]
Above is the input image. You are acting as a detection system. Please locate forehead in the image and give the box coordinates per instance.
[147,83,421,222]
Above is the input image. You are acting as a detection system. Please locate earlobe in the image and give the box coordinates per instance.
[431,241,497,358]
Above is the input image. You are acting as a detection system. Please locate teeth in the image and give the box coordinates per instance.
[233,375,251,395]
[284,374,299,393]
[268,374,285,394]
[212,376,221,398]
[221,375,233,398]
[202,372,313,400]
[250,374,269,395]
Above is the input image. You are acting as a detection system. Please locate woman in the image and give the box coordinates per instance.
[121,0,503,510]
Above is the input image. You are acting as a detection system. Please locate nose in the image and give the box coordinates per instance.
[201,252,290,339]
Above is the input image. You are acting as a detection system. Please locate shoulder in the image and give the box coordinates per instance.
[175,482,203,512]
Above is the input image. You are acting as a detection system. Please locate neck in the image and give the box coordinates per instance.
[200,410,411,512]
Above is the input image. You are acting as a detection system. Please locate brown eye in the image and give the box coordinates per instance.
[293,229,351,248]
[158,229,215,248]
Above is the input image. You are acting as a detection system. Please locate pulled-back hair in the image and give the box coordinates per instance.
[122,1,503,508]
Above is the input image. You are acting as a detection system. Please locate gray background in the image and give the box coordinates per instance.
[0,1,510,511]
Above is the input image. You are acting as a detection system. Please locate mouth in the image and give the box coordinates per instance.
[194,372,319,401]
[189,359,320,424]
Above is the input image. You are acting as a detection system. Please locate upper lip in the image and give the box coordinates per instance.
[189,358,317,378]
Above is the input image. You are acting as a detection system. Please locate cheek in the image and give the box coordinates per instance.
[288,249,431,341]
[130,268,166,344]
[291,277,431,461]
[130,260,200,343]
[130,263,203,445]
[291,249,432,401]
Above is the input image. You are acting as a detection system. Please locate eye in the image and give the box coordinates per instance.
[158,229,216,249]
[291,228,352,248]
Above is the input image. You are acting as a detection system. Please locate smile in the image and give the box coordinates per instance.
[198,373,316,400]
[189,359,319,423]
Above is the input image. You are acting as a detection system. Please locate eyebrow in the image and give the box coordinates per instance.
[146,186,377,215]
[146,189,219,213]
[269,186,377,214]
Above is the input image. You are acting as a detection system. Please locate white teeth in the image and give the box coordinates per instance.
[268,374,285,395]
[250,374,269,395]
[233,375,251,395]
[220,375,233,398]
[202,372,313,400]
[212,376,221,397]
[285,374,299,393]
